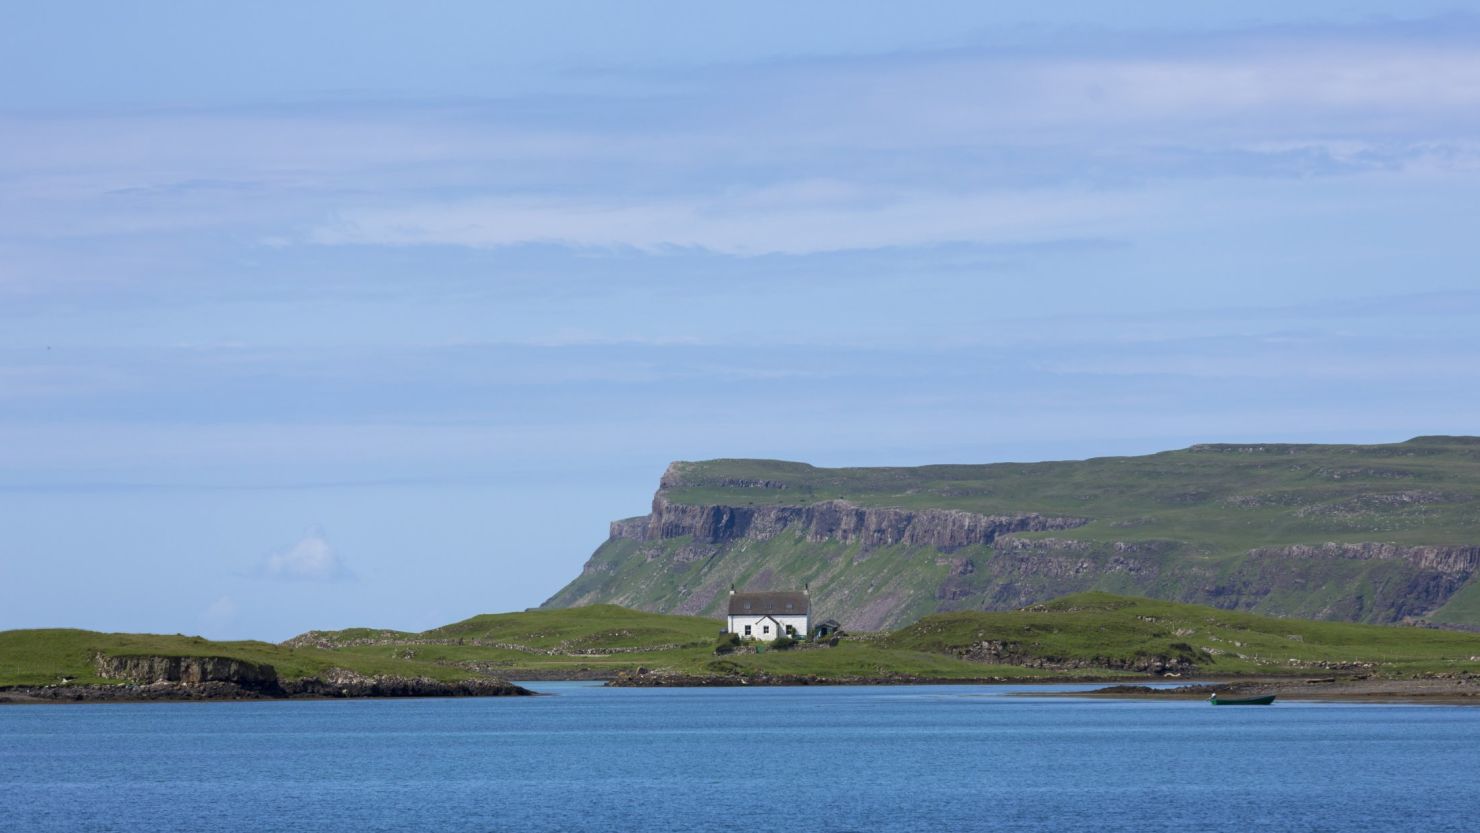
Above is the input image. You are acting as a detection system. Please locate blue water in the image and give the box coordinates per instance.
[2,682,1477,832]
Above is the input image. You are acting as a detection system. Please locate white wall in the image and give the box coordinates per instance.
[727,614,809,639]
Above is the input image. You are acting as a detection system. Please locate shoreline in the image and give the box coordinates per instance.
[8,672,1479,705]
[603,671,1129,687]
[1054,675,1480,705]
[0,677,535,705]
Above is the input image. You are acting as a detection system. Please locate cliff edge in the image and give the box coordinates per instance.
[544,440,1480,630]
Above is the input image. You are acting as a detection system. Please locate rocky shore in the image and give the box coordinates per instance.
[1075,674,1480,705]
[0,675,533,704]
[604,667,1118,687]
[0,654,533,704]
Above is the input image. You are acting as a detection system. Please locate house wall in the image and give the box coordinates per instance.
[727,614,809,639]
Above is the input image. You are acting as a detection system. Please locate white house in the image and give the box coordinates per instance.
[726,588,810,640]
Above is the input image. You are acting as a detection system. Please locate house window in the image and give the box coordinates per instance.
[785,625,795,636]
[763,625,770,634]
[744,625,752,636]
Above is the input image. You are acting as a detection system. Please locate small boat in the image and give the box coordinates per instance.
[1210,693,1276,706]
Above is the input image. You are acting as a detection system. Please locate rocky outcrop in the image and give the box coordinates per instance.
[608,516,651,542]
[623,495,1087,552]
[77,653,533,700]
[1246,542,1480,575]
[3,675,532,703]
[280,668,530,698]
[953,640,1200,675]
[94,654,279,688]
[3,681,281,703]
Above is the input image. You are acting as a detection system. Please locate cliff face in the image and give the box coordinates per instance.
[94,654,279,688]
[629,496,1087,550]
[85,653,532,699]
[545,446,1480,630]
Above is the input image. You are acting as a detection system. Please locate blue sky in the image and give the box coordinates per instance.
[3,2,1480,639]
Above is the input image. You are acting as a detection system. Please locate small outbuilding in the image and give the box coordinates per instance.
[812,618,842,638]
[726,587,809,640]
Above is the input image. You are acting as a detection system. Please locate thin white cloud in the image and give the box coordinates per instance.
[0,23,1475,270]
[256,528,354,582]
[309,187,1145,255]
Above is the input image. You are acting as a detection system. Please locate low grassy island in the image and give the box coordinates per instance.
[5,593,1479,702]
[0,629,532,703]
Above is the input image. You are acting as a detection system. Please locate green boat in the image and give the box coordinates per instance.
[1210,693,1277,705]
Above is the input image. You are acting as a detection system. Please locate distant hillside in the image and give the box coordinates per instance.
[544,437,1480,630]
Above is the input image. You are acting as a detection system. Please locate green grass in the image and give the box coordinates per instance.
[883,592,1480,677]
[694,642,1087,681]
[424,604,721,649]
[9,595,1479,689]
[311,596,1480,681]
[0,629,490,687]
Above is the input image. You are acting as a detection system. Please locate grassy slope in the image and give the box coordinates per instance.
[425,604,720,648]
[293,604,1045,681]
[0,629,483,687]
[550,437,1480,627]
[884,592,1480,677]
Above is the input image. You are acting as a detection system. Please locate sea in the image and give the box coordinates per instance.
[2,682,1477,833]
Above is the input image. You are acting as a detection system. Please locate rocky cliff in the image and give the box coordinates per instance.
[629,495,1087,550]
[545,441,1480,629]
[94,653,279,687]
[77,653,532,700]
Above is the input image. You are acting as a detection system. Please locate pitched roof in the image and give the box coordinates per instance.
[728,591,810,616]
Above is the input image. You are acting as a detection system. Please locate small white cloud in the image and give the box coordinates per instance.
[256,527,354,582]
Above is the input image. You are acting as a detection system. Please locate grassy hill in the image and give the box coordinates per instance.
[546,437,1480,629]
[6,595,1479,690]
[285,604,1051,682]
[276,594,1480,681]
[283,605,729,676]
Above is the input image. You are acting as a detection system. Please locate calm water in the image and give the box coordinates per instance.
[2,682,1477,833]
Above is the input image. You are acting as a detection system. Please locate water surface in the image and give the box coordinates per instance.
[2,682,1475,832]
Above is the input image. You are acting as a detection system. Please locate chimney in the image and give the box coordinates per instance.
[729,583,735,596]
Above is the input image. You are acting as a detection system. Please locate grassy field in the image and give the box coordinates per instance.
[287,604,1048,681]
[8,595,1478,689]
[0,629,484,687]
[884,592,1480,677]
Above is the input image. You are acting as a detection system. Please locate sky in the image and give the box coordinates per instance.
[3,2,1480,640]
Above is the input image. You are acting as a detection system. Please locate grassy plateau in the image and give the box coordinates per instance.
[547,437,1480,629]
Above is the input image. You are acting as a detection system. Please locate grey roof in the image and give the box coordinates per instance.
[729,591,810,616]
